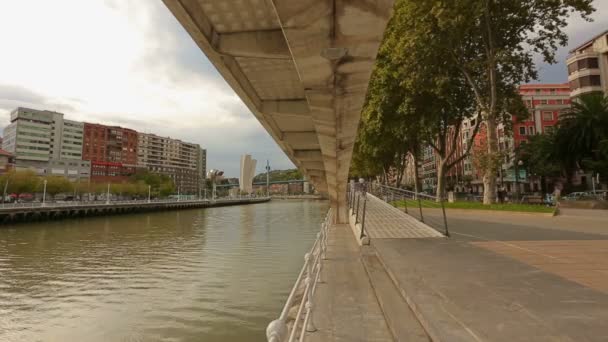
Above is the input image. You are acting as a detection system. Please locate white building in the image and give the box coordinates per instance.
[239,154,257,193]
[567,30,608,98]
[2,107,88,180]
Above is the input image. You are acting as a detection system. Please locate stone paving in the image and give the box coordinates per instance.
[308,224,393,342]
[362,194,443,239]
[473,240,608,294]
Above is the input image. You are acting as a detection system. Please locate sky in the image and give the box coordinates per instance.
[0,1,607,176]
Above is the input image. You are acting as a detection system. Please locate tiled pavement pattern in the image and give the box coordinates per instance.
[363,193,443,239]
[308,224,393,342]
[473,240,608,294]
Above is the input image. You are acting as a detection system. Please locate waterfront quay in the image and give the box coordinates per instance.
[0,197,269,224]
[275,188,608,342]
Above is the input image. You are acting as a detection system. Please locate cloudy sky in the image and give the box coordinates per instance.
[0,1,606,176]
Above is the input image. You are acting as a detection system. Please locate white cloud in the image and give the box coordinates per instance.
[0,0,293,176]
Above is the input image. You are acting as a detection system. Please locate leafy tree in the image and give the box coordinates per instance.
[1,170,39,200]
[159,181,175,197]
[253,169,303,183]
[390,0,594,203]
[131,170,176,198]
[38,175,73,200]
[553,93,608,186]
[518,134,562,193]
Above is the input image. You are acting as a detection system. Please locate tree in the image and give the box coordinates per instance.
[357,7,488,199]
[389,0,595,203]
[131,170,176,198]
[518,133,562,193]
[1,170,39,200]
[555,93,608,185]
[39,175,73,201]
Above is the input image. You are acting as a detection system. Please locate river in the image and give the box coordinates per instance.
[0,200,328,342]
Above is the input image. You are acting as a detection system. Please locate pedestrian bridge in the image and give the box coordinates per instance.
[162,0,394,223]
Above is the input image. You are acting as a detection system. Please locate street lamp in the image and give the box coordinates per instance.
[3,175,10,203]
[106,183,110,205]
[148,185,151,203]
[42,179,47,206]
[515,159,523,200]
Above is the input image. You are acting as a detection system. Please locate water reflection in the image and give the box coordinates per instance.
[0,200,328,342]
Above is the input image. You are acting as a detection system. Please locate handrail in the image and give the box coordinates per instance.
[267,208,332,342]
[367,183,450,237]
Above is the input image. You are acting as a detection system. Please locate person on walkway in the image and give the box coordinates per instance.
[497,188,505,203]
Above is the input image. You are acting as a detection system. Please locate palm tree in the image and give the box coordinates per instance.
[558,93,608,163]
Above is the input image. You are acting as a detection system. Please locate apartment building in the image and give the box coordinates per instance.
[567,30,608,98]
[83,123,138,182]
[514,84,571,147]
[0,149,15,174]
[1,107,89,180]
[137,133,205,194]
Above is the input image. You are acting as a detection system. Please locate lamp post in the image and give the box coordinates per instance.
[515,160,523,200]
[3,176,10,203]
[266,160,270,197]
[42,179,47,206]
[106,183,110,205]
[148,185,151,203]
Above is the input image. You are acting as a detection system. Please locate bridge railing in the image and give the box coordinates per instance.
[368,183,449,236]
[347,182,368,239]
[266,208,331,342]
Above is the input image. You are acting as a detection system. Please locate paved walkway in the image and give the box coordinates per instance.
[371,212,608,341]
[307,224,393,342]
[363,194,443,239]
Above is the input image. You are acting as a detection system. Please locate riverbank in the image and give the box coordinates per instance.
[0,197,270,225]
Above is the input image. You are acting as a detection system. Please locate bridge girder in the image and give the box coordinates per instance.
[162,0,394,222]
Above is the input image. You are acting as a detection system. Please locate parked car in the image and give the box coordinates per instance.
[561,192,587,201]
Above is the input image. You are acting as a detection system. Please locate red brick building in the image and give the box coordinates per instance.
[514,84,571,148]
[83,123,138,182]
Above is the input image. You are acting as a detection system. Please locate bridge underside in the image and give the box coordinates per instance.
[163,0,394,222]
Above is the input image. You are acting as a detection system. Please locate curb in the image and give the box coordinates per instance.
[370,243,480,342]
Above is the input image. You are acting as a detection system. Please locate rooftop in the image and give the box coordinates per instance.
[569,29,608,53]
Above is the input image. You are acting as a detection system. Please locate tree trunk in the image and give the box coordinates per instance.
[483,116,499,204]
[436,158,447,202]
[413,155,421,194]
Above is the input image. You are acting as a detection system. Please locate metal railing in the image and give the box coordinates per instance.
[0,195,268,211]
[347,182,368,239]
[266,209,331,342]
[369,183,450,237]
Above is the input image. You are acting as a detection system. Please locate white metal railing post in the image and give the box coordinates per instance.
[267,208,331,342]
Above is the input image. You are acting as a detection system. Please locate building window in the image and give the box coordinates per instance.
[540,100,548,105]
[570,75,602,90]
[528,126,535,135]
[556,99,563,105]
[544,126,554,134]
[550,89,556,95]
[542,112,553,121]
[519,126,526,135]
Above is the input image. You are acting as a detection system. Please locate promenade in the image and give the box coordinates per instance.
[307,197,608,341]
[0,197,270,224]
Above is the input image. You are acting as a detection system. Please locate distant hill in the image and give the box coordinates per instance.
[253,169,302,183]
